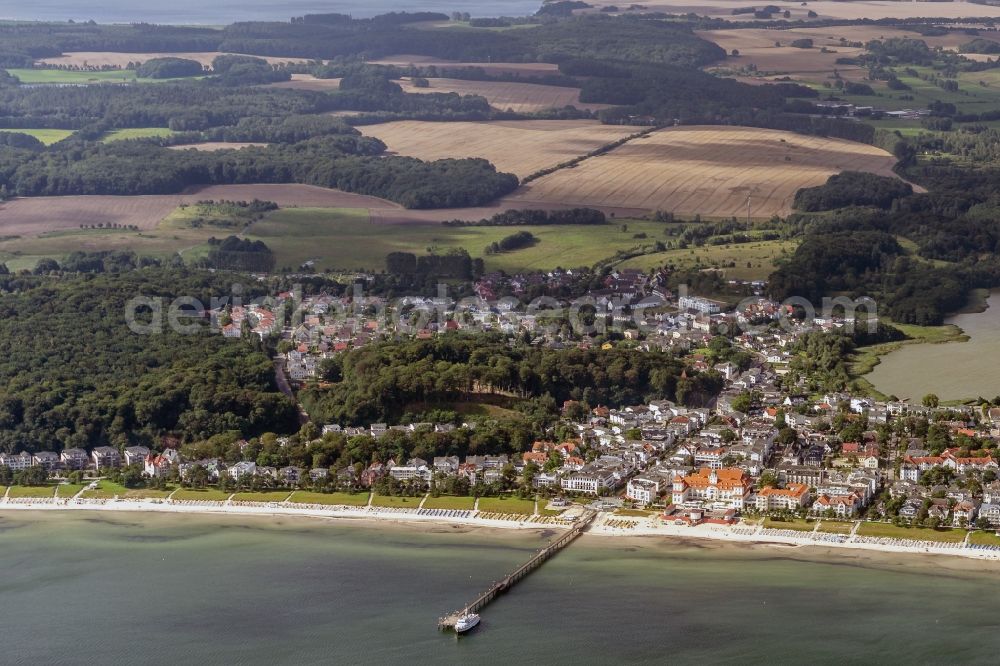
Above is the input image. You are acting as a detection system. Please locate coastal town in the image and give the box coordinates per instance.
[5,268,1000,560]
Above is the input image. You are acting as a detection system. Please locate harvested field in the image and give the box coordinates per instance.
[267,74,342,91]
[370,54,560,78]
[394,77,612,113]
[36,51,311,68]
[360,120,635,179]
[504,125,907,217]
[0,184,401,238]
[595,0,1000,21]
[167,142,270,151]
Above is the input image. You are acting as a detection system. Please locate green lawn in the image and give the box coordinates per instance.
[55,483,87,498]
[476,496,536,515]
[287,491,370,506]
[616,239,797,281]
[371,494,424,508]
[856,522,968,543]
[81,481,175,499]
[422,495,476,510]
[245,208,685,273]
[615,508,655,517]
[0,128,74,145]
[231,490,293,502]
[8,485,56,498]
[102,127,175,142]
[763,517,817,532]
[171,488,230,501]
[816,520,856,535]
[969,531,1000,547]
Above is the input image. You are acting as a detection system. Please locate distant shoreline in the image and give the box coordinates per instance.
[5,498,1000,565]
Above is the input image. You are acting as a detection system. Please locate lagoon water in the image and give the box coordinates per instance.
[867,292,1000,402]
[5,511,1000,664]
[0,0,542,24]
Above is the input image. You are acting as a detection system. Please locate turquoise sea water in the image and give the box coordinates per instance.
[0,0,542,24]
[5,511,1000,664]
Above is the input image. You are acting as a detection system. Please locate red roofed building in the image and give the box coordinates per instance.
[672,467,752,510]
[755,483,811,511]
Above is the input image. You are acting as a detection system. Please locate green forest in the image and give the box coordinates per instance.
[0,268,299,453]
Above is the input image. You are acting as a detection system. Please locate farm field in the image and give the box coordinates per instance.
[594,0,1000,21]
[616,238,797,281]
[370,54,560,77]
[244,207,676,272]
[504,125,906,217]
[267,74,342,91]
[394,77,613,113]
[167,142,269,151]
[102,127,175,142]
[0,128,74,145]
[361,120,636,179]
[36,51,311,68]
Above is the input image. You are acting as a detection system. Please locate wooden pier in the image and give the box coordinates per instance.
[438,510,596,631]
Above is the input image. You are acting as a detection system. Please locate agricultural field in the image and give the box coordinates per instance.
[394,77,613,113]
[102,127,175,142]
[617,238,797,281]
[167,142,269,151]
[361,120,636,179]
[267,74,342,91]
[370,54,560,77]
[505,125,905,217]
[36,51,311,68]
[245,207,679,272]
[0,128,74,145]
[593,0,1000,21]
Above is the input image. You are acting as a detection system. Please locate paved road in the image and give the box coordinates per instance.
[273,359,310,425]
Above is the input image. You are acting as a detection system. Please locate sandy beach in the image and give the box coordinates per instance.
[6,496,1000,566]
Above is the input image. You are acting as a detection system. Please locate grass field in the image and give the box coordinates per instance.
[856,522,968,543]
[506,126,904,217]
[969,531,1000,547]
[102,127,175,142]
[477,496,536,515]
[422,495,477,510]
[231,491,294,502]
[361,120,635,179]
[81,481,175,499]
[37,51,312,68]
[395,77,612,113]
[763,517,817,532]
[0,128,74,145]
[816,520,856,535]
[288,491,371,506]
[8,485,56,498]
[171,488,230,501]
[616,238,796,281]
[371,494,424,508]
[246,207,677,272]
[55,483,87,498]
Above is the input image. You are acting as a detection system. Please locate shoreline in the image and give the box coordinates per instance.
[6,497,1000,565]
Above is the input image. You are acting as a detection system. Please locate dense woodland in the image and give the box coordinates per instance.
[299,335,724,426]
[0,268,299,453]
